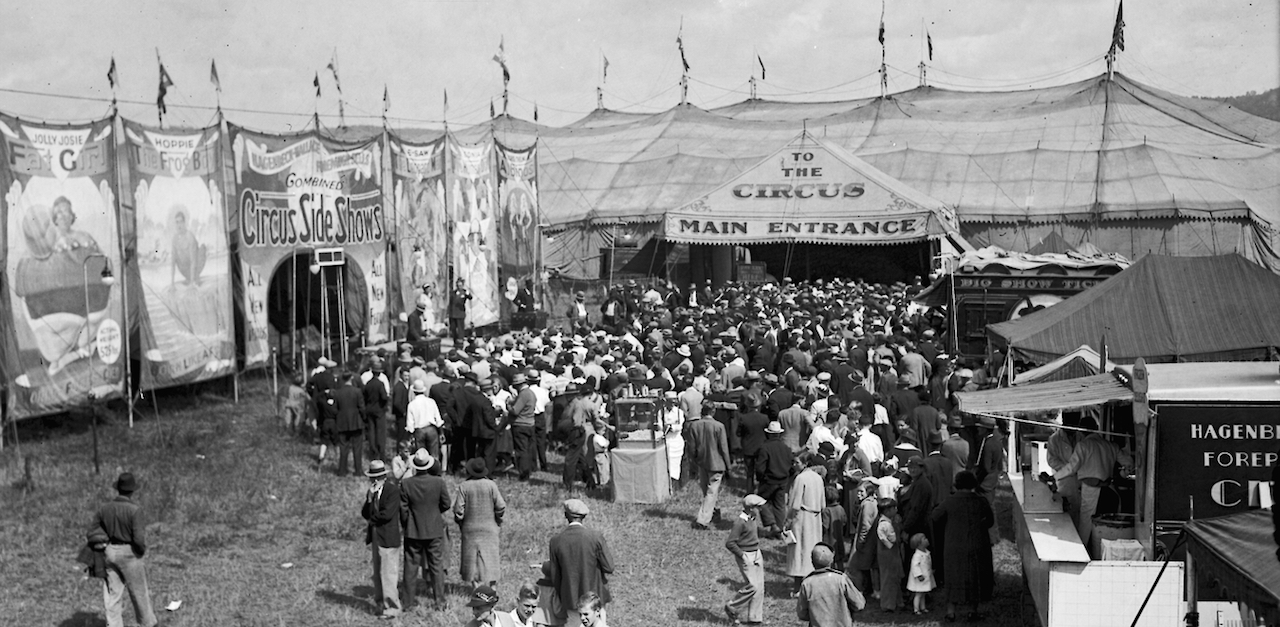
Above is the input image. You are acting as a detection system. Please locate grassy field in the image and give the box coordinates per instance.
[0,376,1032,627]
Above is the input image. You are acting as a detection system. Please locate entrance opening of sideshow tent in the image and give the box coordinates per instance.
[266,252,367,368]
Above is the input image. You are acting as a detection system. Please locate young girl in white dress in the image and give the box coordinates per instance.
[907,532,936,615]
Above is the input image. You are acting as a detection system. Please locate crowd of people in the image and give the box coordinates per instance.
[271,275,1012,625]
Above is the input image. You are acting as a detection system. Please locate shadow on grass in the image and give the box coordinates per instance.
[317,585,376,613]
[56,611,104,627]
[676,606,731,624]
[641,507,695,523]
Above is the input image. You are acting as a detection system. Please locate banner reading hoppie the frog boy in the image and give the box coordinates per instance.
[0,115,124,419]
[124,121,235,389]
[230,127,388,366]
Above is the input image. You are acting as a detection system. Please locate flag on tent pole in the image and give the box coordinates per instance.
[602,54,610,83]
[107,57,118,90]
[493,37,510,84]
[156,50,174,124]
[878,3,885,46]
[677,23,691,72]
[443,88,449,119]
[313,72,321,98]
[383,85,390,115]
[327,50,342,93]
[1110,0,1125,53]
[533,103,539,122]
[210,59,221,92]
[490,99,495,118]
[927,31,933,61]
[757,54,766,80]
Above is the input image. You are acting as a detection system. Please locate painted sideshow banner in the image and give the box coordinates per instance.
[230,128,387,367]
[495,141,539,321]
[0,116,123,418]
[390,135,448,333]
[124,121,234,389]
[449,139,499,328]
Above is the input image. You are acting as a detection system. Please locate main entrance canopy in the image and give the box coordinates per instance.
[663,132,965,247]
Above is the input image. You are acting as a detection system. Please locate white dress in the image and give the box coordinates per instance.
[907,548,936,592]
[664,406,685,481]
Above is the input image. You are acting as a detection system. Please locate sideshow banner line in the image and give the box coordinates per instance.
[230,126,389,367]
[495,140,538,323]
[123,120,236,389]
[449,138,500,328]
[0,115,125,419]
[389,134,449,333]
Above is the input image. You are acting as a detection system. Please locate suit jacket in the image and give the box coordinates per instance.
[407,310,430,345]
[449,288,470,319]
[683,417,730,473]
[400,473,452,540]
[334,383,366,432]
[736,411,769,457]
[363,376,389,418]
[460,387,498,439]
[549,523,615,616]
[362,479,402,548]
[391,380,411,419]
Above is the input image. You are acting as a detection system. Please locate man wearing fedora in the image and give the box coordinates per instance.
[399,451,451,612]
[754,421,794,538]
[567,291,590,335]
[974,415,1006,545]
[363,357,391,462]
[335,371,367,477]
[362,460,402,619]
[309,355,339,464]
[548,499,614,627]
[449,279,472,343]
[502,372,538,481]
[405,379,444,465]
[92,472,158,627]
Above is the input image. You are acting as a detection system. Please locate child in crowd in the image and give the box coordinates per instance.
[907,533,936,615]
[820,484,848,565]
[282,373,312,435]
[876,498,904,612]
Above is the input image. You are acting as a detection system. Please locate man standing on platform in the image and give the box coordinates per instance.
[685,403,731,530]
[549,499,615,627]
[450,278,472,342]
[407,292,434,357]
[92,472,158,627]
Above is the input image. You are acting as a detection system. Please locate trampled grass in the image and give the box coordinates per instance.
[0,377,1033,626]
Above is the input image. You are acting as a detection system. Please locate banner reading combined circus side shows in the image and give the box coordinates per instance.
[124,121,235,389]
[495,141,539,321]
[449,139,500,328]
[0,116,124,418]
[390,135,449,332]
[230,127,388,367]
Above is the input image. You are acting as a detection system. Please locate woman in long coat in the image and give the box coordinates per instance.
[785,456,827,592]
[930,470,994,622]
[453,457,506,587]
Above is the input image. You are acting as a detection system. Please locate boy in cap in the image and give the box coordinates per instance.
[464,585,512,627]
[92,472,158,627]
[724,494,767,625]
[796,543,865,626]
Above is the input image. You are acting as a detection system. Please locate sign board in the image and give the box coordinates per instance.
[737,262,766,283]
[664,135,951,245]
[954,276,1109,293]
[1154,404,1279,521]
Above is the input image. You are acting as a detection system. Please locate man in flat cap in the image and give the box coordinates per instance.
[548,499,615,626]
[92,472,158,627]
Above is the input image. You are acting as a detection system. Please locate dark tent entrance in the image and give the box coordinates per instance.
[745,241,932,284]
[266,251,367,370]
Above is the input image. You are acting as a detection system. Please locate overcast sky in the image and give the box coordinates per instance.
[0,0,1275,130]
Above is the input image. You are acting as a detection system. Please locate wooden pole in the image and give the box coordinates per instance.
[272,347,280,419]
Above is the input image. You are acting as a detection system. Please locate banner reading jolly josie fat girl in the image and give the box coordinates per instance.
[230,127,388,367]
[0,116,124,419]
[124,121,235,389]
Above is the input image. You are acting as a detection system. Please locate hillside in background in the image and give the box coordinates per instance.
[1207,87,1280,123]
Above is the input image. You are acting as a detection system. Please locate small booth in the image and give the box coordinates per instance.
[955,361,1280,627]
[610,397,670,504]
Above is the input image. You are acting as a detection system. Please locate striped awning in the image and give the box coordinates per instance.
[955,373,1133,415]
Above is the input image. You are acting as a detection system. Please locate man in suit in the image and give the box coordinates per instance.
[399,451,452,611]
[684,402,731,530]
[361,460,402,619]
[567,291,591,334]
[462,376,499,471]
[449,279,471,342]
[736,394,769,493]
[362,358,391,462]
[548,499,615,626]
[406,292,433,357]
[334,371,367,477]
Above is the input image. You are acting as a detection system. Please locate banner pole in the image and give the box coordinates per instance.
[110,110,135,427]
[272,347,279,419]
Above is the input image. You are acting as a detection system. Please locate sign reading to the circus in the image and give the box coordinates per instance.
[231,128,388,366]
[0,115,124,418]
[665,137,950,245]
[125,121,235,389]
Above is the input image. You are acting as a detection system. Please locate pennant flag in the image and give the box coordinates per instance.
[383,85,390,114]
[677,26,691,72]
[490,100,496,118]
[603,54,610,83]
[533,103,539,122]
[757,54,766,80]
[327,50,342,93]
[878,17,885,46]
[156,53,175,117]
[107,57,118,90]
[927,31,933,61]
[313,72,321,98]
[1110,0,1125,53]
[443,88,449,118]
[210,59,221,93]
[492,37,510,84]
